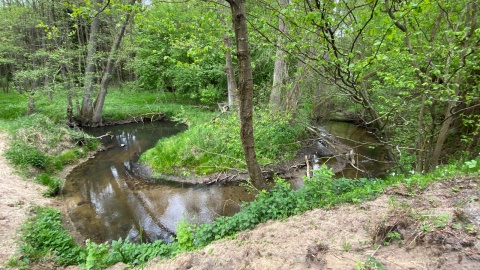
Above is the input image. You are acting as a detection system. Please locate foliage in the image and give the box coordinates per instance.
[15,161,479,269]
[36,173,62,197]
[18,207,85,266]
[176,219,196,252]
[83,238,178,270]
[134,2,226,105]
[141,109,306,175]
[0,92,28,120]
[194,166,384,246]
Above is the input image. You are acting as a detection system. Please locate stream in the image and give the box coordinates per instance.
[63,120,389,244]
[62,121,255,243]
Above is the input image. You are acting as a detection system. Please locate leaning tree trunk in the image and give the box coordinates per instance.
[227,0,265,189]
[92,0,137,126]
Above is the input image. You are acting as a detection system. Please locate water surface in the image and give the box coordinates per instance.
[63,121,255,243]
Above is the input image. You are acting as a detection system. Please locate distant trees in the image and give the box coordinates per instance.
[1,0,478,174]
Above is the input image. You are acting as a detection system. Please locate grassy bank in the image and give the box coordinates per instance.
[141,109,307,176]
[0,88,188,181]
[7,161,480,268]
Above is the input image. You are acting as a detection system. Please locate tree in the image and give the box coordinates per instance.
[269,0,288,112]
[79,0,138,126]
[226,0,265,188]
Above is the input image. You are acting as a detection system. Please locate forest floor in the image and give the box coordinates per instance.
[1,130,480,269]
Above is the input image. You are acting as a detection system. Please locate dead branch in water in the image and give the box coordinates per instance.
[96,132,113,139]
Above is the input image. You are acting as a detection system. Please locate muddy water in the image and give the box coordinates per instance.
[315,121,390,178]
[62,121,255,244]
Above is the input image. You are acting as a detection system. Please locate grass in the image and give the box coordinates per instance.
[141,109,307,176]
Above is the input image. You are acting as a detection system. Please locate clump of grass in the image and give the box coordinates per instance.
[36,173,62,197]
[141,109,306,175]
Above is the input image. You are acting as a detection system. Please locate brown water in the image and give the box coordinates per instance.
[62,121,255,243]
[315,120,390,178]
[63,120,388,244]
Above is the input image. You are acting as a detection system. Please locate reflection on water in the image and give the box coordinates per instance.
[317,121,390,178]
[63,121,255,243]
[63,120,388,244]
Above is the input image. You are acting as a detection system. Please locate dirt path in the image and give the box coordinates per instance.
[0,132,52,266]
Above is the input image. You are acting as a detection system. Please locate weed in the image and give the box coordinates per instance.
[36,174,62,197]
[18,207,85,266]
[342,241,352,252]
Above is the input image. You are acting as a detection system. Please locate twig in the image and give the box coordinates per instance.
[96,132,113,139]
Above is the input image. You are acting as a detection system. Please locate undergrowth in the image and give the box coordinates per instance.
[12,160,479,269]
[141,110,306,175]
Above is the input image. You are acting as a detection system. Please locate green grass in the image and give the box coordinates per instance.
[0,91,28,121]
[141,109,307,176]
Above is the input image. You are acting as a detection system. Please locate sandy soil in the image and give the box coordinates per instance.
[0,132,52,267]
[141,177,480,270]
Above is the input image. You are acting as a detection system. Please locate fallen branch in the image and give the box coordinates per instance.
[305,155,311,178]
[96,132,113,139]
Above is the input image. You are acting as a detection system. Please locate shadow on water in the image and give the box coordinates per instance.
[62,121,255,244]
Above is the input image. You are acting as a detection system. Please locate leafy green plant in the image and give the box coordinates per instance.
[176,219,195,252]
[18,207,85,266]
[384,231,402,246]
[463,159,480,173]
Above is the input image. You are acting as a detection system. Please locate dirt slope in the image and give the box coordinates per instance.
[142,177,480,270]
[0,132,52,267]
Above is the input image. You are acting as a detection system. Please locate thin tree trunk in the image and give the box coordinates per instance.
[92,0,137,126]
[219,1,237,108]
[227,0,265,188]
[429,1,477,170]
[269,0,288,112]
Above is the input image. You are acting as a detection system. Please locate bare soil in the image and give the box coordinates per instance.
[141,176,480,270]
[0,132,53,267]
[1,130,480,270]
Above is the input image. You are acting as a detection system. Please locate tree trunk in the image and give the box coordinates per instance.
[269,0,288,112]
[79,0,101,125]
[92,0,137,126]
[227,0,265,189]
[219,1,237,108]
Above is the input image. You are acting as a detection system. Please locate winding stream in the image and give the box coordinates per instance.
[63,120,389,244]
[62,121,255,243]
